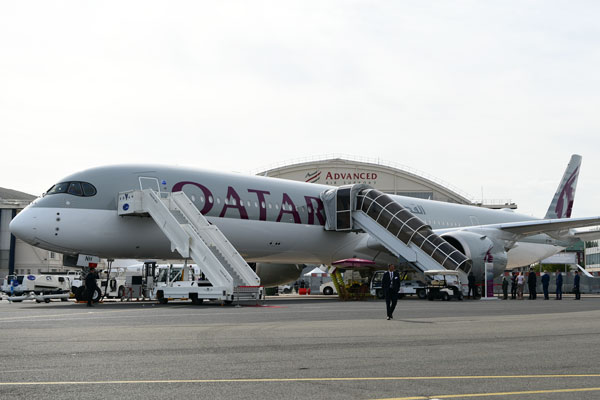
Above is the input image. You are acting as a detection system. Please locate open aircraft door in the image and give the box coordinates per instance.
[139,177,161,193]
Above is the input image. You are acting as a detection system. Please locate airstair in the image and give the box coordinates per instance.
[321,185,471,292]
[117,189,261,302]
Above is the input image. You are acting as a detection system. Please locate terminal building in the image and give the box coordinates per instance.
[257,155,517,209]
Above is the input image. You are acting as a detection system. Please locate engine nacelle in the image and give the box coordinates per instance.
[255,263,305,287]
[441,231,507,280]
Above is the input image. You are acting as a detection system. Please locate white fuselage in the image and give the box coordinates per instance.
[9,164,569,271]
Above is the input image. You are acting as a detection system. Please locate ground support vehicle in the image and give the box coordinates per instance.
[2,274,74,302]
[425,270,463,301]
[370,270,427,299]
[151,263,261,305]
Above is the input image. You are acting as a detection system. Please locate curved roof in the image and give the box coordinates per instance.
[256,155,475,205]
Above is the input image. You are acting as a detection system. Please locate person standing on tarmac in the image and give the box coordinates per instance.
[502,276,509,300]
[85,267,100,307]
[573,271,581,300]
[382,264,400,320]
[541,271,550,300]
[528,268,537,300]
[467,271,477,299]
[510,272,517,299]
[517,272,524,299]
[555,271,563,300]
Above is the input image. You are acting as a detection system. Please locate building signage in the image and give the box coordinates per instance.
[304,170,378,185]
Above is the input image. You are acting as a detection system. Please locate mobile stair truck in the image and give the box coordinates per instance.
[118,189,263,305]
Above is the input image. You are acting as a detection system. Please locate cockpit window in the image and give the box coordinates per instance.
[47,182,69,194]
[46,181,97,197]
[68,182,83,196]
[81,182,97,196]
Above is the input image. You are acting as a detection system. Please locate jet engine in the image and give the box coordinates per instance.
[254,263,305,287]
[441,231,507,279]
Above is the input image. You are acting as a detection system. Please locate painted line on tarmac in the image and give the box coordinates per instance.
[375,386,600,399]
[1,374,600,386]
[0,306,187,321]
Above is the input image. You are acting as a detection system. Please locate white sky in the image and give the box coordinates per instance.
[1,1,599,218]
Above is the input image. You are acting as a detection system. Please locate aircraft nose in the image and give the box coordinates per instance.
[9,208,37,244]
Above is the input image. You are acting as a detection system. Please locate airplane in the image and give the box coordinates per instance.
[9,154,600,288]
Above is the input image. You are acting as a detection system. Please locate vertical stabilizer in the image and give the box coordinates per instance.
[544,154,582,219]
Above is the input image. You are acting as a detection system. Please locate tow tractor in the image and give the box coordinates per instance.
[424,270,463,301]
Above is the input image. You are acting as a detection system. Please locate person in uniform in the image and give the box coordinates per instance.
[502,276,509,300]
[382,264,400,320]
[541,271,550,300]
[510,272,517,299]
[85,267,100,307]
[573,271,581,300]
[555,271,563,300]
[467,271,477,299]
[528,268,537,300]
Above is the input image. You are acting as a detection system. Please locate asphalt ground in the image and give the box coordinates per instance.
[0,294,599,400]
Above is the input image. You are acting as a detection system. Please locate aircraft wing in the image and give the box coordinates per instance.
[492,216,600,236]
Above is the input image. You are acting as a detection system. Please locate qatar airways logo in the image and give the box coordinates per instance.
[172,181,326,226]
[555,167,579,218]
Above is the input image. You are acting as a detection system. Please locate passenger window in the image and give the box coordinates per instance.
[67,182,83,196]
[81,182,97,196]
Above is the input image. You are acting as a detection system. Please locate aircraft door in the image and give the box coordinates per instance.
[139,177,160,192]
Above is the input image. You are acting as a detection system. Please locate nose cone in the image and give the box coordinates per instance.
[9,208,36,245]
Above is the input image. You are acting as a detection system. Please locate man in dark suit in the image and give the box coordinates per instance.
[573,271,581,300]
[528,268,537,300]
[382,264,400,320]
[541,271,550,300]
[555,271,563,300]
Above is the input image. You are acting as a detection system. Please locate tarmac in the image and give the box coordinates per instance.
[1,294,600,400]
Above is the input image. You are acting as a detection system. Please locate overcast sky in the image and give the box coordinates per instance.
[1,1,599,218]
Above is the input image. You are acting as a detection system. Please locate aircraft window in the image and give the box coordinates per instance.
[261,201,265,208]
[268,203,272,209]
[232,198,237,206]
[208,196,213,204]
[81,182,97,196]
[224,198,229,205]
[217,197,221,204]
[275,204,279,210]
[47,182,69,194]
[191,195,196,202]
[200,196,205,202]
[247,200,251,207]
[68,182,83,196]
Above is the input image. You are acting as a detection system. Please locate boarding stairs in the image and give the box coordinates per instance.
[117,189,261,301]
[321,185,470,293]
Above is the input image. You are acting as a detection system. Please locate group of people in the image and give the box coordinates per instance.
[502,269,580,300]
[383,264,583,319]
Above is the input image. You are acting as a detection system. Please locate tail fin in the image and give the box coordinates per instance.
[544,154,582,219]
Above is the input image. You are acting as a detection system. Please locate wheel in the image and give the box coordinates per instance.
[92,287,101,303]
[441,292,450,301]
[323,286,334,295]
[398,293,405,299]
[283,288,291,294]
[457,293,464,301]
[44,298,51,303]
[416,289,427,300]
[61,298,68,302]
[376,289,384,299]
[117,286,125,299]
[157,291,168,304]
[190,293,203,305]
[74,286,85,301]
[427,291,435,301]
